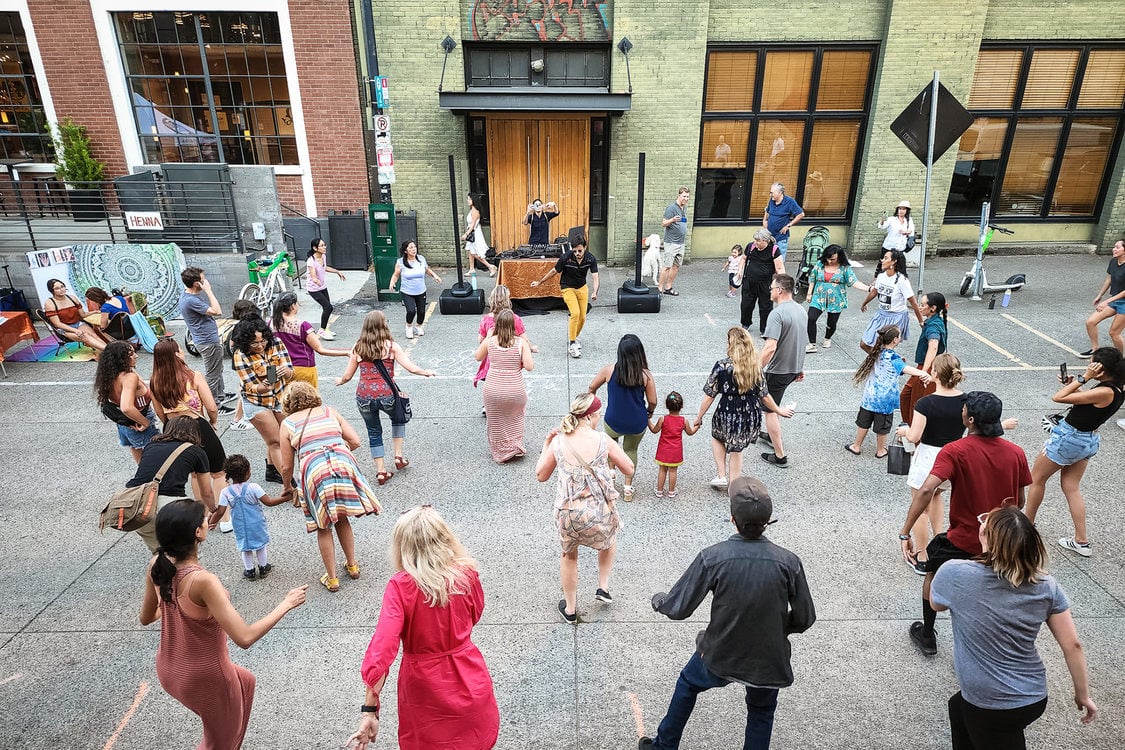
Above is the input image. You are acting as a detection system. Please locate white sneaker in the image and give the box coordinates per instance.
[806,343,818,354]
[1058,537,1092,557]
[1117,418,1125,431]
[822,339,832,349]
[228,419,253,431]
[568,342,581,358]
[709,476,728,489]
[219,519,234,533]
[404,326,413,340]
[414,326,425,336]
[318,328,336,340]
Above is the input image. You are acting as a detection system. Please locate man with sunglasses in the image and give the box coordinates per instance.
[898,391,1031,656]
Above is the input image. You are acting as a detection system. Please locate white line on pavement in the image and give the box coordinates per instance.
[949,319,1031,368]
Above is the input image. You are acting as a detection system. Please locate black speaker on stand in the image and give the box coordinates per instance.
[439,154,485,314]
[618,152,662,314]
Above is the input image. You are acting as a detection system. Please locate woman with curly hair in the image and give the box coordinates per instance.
[94,340,159,462]
[279,382,381,593]
[231,316,294,485]
[335,310,434,485]
[150,338,227,512]
[694,328,793,489]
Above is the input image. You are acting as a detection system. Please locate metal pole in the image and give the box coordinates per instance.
[622,152,648,294]
[972,201,989,300]
[448,154,469,293]
[919,71,939,291]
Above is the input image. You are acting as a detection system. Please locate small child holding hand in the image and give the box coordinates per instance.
[846,325,929,459]
[722,244,744,298]
[648,391,699,497]
[208,454,289,579]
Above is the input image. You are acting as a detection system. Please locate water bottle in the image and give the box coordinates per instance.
[988,294,996,310]
[1001,289,1011,307]
[469,270,478,291]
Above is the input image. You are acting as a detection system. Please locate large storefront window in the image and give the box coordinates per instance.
[696,45,875,223]
[115,11,297,165]
[0,13,51,162]
[947,45,1125,220]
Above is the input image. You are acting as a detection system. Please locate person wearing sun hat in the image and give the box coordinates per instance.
[639,477,816,750]
[878,200,915,253]
[899,391,1032,657]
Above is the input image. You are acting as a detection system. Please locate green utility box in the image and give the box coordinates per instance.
[369,202,400,301]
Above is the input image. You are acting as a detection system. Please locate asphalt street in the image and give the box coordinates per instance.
[0,252,1121,749]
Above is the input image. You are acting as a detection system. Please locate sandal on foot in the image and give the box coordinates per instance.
[875,450,889,459]
[394,456,410,470]
[345,563,361,580]
[662,288,679,296]
[844,443,861,456]
[319,574,340,592]
[376,471,393,485]
[622,485,635,501]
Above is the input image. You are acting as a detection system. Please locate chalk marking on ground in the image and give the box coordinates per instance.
[704,313,717,327]
[0,672,22,685]
[626,691,645,737]
[1000,313,1083,357]
[425,301,437,323]
[948,319,1031,368]
[103,680,149,750]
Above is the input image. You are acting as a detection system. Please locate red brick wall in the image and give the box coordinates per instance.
[28,0,128,178]
[288,0,370,213]
[276,175,306,214]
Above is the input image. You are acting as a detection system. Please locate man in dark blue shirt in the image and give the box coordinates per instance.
[640,477,816,749]
[762,183,804,261]
[522,199,559,245]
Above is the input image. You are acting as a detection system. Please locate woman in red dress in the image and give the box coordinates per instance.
[347,505,499,750]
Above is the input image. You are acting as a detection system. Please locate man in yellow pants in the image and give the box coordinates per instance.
[531,238,599,358]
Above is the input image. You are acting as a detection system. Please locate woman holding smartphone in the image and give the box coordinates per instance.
[232,316,294,485]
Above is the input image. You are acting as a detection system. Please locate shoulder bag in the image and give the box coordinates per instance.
[100,443,192,532]
[372,357,412,424]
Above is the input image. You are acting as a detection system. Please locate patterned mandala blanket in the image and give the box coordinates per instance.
[70,243,186,319]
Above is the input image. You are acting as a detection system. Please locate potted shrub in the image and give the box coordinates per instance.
[52,118,108,222]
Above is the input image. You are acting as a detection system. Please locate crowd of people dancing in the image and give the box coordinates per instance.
[83,226,1124,749]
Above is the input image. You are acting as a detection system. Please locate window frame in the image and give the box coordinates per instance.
[695,43,878,226]
[0,6,55,164]
[947,42,1125,223]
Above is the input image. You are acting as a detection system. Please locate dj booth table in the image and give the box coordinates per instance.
[496,258,562,302]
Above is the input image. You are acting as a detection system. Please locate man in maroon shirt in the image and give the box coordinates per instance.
[898,391,1032,656]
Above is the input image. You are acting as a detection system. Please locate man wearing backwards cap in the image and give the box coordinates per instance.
[640,478,815,750]
[899,391,1032,657]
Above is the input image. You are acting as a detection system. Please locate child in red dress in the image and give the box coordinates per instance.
[648,391,699,497]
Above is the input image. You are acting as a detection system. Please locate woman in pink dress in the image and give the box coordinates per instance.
[474,310,535,462]
[347,506,499,750]
[140,499,307,750]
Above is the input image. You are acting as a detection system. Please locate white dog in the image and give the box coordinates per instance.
[642,234,663,287]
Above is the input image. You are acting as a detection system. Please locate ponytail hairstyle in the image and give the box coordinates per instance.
[270,292,298,331]
[150,499,205,603]
[922,291,948,330]
[931,352,964,389]
[854,325,901,385]
[1091,346,1125,384]
[561,392,597,434]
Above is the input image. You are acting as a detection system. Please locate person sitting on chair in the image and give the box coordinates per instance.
[43,278,108,353]
[523,199,559,246]
[84,286,137,341]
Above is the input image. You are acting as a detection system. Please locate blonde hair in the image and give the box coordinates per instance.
[391,506,477,608]
[931,352,964,388]
[561,393,596,434]
[726,327,763,393]
[979,507,1046,588]
[488,285,513,315]
[494,309,516,348]
[354,310,392,362]
[280,381,322,413]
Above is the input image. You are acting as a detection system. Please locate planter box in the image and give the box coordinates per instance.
[70,188,107,222]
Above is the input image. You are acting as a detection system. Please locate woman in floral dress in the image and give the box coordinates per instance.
[805,244,869,353]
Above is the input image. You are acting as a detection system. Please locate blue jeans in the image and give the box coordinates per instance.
[774,233,789,261]
[356,396,405,459]
[650,653,779,750]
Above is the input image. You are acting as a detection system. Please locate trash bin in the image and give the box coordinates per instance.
[327,210,369,270]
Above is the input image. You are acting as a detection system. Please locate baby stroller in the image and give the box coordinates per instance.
[795,226,831,302]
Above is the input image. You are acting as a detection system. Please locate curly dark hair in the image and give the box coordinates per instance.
[93,341,136,406]
[231,316,276,355]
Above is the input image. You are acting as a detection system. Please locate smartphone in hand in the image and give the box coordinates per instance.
[1059,363,1068,382]
[267,364,278,384]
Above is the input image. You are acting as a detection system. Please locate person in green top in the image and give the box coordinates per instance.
[900,292,949,424]
[805,245,869,353]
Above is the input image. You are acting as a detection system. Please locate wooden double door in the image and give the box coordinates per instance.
[485,115,590,253]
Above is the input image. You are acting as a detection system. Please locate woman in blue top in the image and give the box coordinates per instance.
[930,506,1097,747]
[389,240,443,341]
[900,292,948,424]
[805,244,870,353]
[588,334,657,500]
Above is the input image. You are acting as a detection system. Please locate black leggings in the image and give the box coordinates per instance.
[740,279,772,333]
[308,288,333,330]
[403,293,427,325]
[807,306,841,344]
[949,692,1046,750]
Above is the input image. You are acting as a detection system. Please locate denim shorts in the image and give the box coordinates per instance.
[1109,298,1125,315]
[117,407,160,449]
[242,398,281,421]
[1043,420,1100,465]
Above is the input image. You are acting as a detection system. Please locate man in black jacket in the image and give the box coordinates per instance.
[640,477,816,750]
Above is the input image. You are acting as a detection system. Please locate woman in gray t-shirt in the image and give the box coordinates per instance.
[930,507,1097,747]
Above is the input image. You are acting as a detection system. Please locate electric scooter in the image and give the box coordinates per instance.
[959,201,1027,300]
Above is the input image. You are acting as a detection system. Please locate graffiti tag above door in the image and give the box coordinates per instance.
[469,0,612,42]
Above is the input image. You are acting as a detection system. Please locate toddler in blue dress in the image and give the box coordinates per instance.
[208,454,287,579]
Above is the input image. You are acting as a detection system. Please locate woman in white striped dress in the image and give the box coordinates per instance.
[474,310,534,462]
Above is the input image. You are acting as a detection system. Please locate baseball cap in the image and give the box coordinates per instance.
[729,477,773,527]
[965,391,1004,437]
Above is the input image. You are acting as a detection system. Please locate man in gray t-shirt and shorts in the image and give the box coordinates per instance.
[759,273,806,468]
[660,187,690,296]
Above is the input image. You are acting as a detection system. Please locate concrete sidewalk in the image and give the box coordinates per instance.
[0,253,1122,749]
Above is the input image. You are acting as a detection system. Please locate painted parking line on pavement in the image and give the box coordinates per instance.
[1000,313,1084,357]
[948,318,1031,368]
[626,691,646,738]
[0,672,22,685]
[103,680,149,750]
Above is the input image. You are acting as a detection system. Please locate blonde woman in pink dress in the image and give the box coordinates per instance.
[473,310,534,461]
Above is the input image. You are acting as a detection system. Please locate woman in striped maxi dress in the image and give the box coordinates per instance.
[278,382,381,593]
[474,310,534,462]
